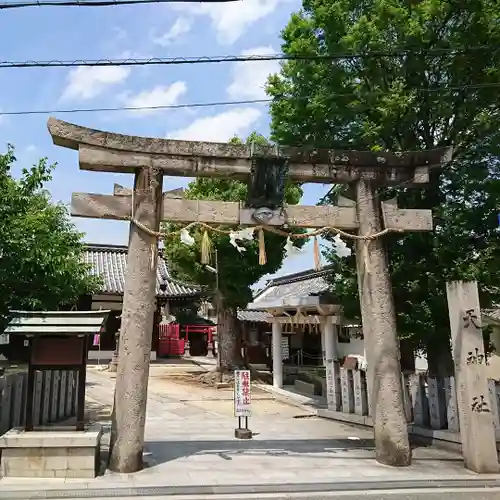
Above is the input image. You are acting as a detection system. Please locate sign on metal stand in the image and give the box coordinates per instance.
[234,369,252,439]
[281,336,290,360]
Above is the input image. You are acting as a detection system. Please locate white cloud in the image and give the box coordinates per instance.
[153,17,192,46]
[61,66,131,101]
[227,46,279,100]
[169,107,262,142]
[23,144,38,155]
[179,0,290,45]
[120,82,187,115]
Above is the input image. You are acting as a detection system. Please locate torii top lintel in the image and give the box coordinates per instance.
[47,117,452,185]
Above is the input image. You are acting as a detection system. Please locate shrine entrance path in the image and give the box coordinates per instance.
[81,366,482,490]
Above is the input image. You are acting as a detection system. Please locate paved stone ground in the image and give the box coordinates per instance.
[23,489,500,500]
[1,362,500,496]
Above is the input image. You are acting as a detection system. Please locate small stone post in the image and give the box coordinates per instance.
[409,373,429,427]
[427,377,446,430]
[446,281,499,473]
[272,319,283,389]
[444,376,460,433]
[322,316,341,411]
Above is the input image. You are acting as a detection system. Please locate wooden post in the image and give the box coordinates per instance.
[355,179,411,466]
[76,346,87,432]
[446,281,499,473]
[25,364,35,431]
[109,167,163,473]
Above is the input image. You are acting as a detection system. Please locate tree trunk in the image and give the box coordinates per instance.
[218,307,244,372]
[426,341,454,377]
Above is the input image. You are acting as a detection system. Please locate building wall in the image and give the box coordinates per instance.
[88,293,162,356]
[90,294,124,311]
[337,337,365,359]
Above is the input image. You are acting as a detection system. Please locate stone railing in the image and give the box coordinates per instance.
[0,370,78,434]
[323,365,500,439]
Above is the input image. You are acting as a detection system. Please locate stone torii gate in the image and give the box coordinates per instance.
[47,117,450,472]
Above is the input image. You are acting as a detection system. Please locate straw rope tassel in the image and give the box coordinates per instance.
[313,235,321,270]
[201,230,212,265]
[258,228,267,265]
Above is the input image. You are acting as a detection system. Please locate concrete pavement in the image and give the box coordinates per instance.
[21,490,500,500]
[1,363,499,498]
[1,483,500,499]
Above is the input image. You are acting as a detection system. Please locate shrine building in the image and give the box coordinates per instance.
[80,243,201,361]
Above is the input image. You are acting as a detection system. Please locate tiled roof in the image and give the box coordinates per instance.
[252,266,333,306]
[482,308,500,324]
[83,244,200,299]
[237,310,272,323]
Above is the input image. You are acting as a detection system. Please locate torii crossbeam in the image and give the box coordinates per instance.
[47,117,451,471]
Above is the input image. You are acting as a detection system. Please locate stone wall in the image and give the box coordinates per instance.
[1,425,101,478]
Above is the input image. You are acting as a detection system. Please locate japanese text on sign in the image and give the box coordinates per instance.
[234,369,251,417]
[281,337,290,360]
[463,309,481,329]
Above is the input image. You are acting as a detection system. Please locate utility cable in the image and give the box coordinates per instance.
[1,45,499,68]
[0,0,236,9]
[1,82,499,117]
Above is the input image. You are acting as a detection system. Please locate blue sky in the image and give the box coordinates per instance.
[0,0,333,287]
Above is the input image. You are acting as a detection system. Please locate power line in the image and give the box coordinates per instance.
[2,45,500,69]
[1,82,499,117]
[0,98,269,116]
[0,0,236,9]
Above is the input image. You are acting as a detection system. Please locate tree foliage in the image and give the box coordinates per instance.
[268,0,500,371]
[0,146,100,331]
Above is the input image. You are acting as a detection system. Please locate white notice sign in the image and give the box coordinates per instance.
[0,334,9,345]
[234,369,251,417]
[281,337,290,360]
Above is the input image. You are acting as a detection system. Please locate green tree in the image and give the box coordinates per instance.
[162,133,303,372]
[268,0,500,374]
[0,146,100,338]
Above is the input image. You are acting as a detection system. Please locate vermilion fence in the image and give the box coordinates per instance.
[158,323,184,357]
[158,324,216,357]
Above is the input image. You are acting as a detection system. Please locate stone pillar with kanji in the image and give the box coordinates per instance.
[446,281,499,473]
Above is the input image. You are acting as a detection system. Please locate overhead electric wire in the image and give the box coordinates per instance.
[0,0,236,9]
[1,82,499,117]
[0,98,270,116]
[1,45,500,69]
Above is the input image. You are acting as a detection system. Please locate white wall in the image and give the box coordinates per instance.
[415,353,428,372]
[337,338,365,359]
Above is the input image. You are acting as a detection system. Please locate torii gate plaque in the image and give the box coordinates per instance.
[47,117,450,471]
